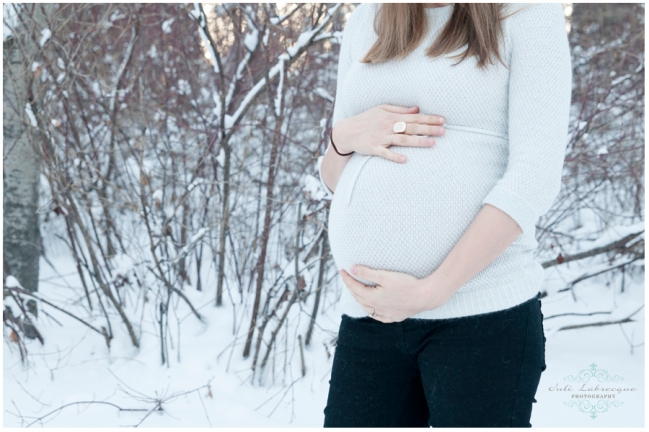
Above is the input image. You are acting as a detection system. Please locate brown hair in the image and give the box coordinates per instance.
[361,3,526,70]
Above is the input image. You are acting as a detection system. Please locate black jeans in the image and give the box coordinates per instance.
[323,292,547,428]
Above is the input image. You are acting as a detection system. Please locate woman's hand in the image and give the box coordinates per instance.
[339,265,454,323]
[332,104,447,163]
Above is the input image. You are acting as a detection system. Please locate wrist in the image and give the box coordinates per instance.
[331,121,353,155]
[419,271,456,312]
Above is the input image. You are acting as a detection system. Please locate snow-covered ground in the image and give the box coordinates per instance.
[3,236,644,428]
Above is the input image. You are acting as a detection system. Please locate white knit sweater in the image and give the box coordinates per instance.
[317,3,572,319]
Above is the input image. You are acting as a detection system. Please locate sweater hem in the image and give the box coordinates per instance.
[337,267,544,321]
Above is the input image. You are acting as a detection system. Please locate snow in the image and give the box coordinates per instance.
[224,60,279,129]
[287,30,317,58]
[611,73,632,86]
[572,221,644,250]
[39,66,50,83]
[152,189,163,204]
[24,102,38,127]
[147,44,158,59]
[269,14,286,25]
[212,91,222,120]
[162,17,175,34]
[274,58,285,116]
[3,247,337,427]
[39,28,51,47]
[634,60,643,73]
[109,10,125,22]
[262,27,269,46]
[326,3,343,18]
[303,174,326,202]
[3,4,19,40]
[4,240,643,427]
[177,79,191,95]
[5,275,23,289]
[191,3,220,75]
[243,28,259,52]
[216,148,225,167]
[313,87,334,102]
[187,178,206,192]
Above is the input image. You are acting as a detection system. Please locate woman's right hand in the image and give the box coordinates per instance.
[332,104,447,163]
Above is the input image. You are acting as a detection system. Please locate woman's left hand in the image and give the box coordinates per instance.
[340,265,454,323]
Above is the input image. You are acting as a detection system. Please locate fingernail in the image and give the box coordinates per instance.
[400,156,406,162]
[350,266,357,275]
[427,138,435,145]
[438,116,445,123]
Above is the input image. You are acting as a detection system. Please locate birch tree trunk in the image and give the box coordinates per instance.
[3,30,42,297]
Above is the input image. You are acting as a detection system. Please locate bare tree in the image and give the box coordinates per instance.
[2,3,349,380]
[535,3,644,296]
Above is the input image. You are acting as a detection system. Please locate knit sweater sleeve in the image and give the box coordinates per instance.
[481,3,572,238]
[317,6,360,200]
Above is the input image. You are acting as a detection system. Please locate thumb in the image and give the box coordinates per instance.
[379,104,419,114]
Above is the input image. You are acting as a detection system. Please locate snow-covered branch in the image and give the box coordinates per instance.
[224,3,343,130]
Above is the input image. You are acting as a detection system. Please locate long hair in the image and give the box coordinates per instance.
[361,3,527,70]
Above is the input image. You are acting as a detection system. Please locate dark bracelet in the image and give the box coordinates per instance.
[330,127,354,156]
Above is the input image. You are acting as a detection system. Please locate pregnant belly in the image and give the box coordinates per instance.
[327,127,509,286]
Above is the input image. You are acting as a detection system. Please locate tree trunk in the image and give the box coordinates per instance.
[3,27,42,297]
[305,226,328,347]
[216,143,231,305]
[243,118,282,359]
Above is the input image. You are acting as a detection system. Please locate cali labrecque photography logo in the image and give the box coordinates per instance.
[548,363,638,419]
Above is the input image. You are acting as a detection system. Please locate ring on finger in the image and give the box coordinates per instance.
[393,121,407,133]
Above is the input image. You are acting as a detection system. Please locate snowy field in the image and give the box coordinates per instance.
[4,228,644,428]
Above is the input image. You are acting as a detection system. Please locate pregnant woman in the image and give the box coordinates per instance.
[318,2,572,428]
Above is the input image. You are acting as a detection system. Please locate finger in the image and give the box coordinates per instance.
[406,123,446,137]
[351,265,390,286]
[376,146,407,163]
[390,132,436,148]
[348,288,365,306]
[409,113,446,125]
[347,290,373,314]
[340,270,371,300]
[379,104,420,114]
